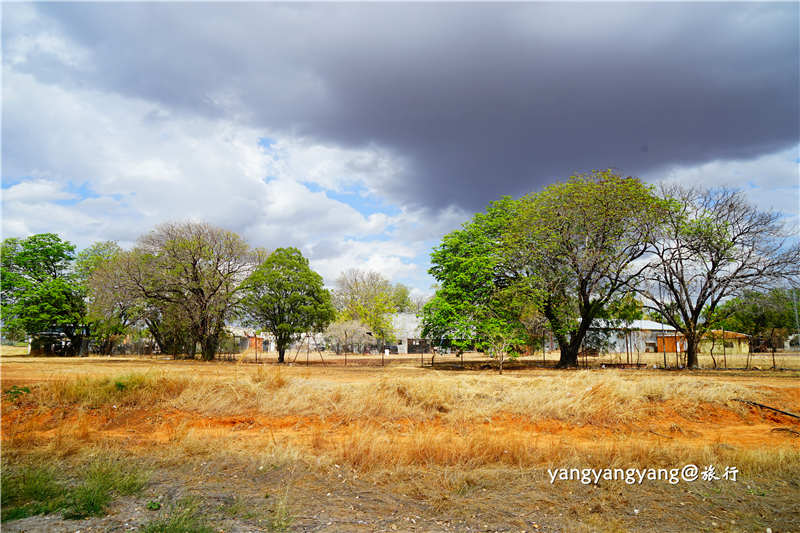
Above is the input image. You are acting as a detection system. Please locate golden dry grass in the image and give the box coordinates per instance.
[3,363,797,469]
[3,358,799,531]
[15,366,768,425]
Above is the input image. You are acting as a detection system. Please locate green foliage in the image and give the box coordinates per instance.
[1,458,147,522]
[79,241,132,353]
[334,269,398,342]
[507,171,667,365]
[424,172,665,366]
[3,384,31,402]
[75,241,123,284]
[709,288,798,343]
[1,465,65,521]
[422,196,525,353]
[63,458,149,519]
[391,283,413,312]
[140,498,213,533]
[120,222,257,360]
[1,234,87,347]
[147,500,162,511]
[243,247,335,362]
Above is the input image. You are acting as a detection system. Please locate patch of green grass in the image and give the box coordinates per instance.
[140,498,214,533]
[63,479,113,519]
[1,457,150,522]
[3,385,31,402]
[63,458,150,519]
[217,495,261,520]
[0,464,68,521]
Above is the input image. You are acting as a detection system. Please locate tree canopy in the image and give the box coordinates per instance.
[119,222,258,360]
[637,186,800,368]
[424,171,667,367]
[421,196,528,356]
[1,234,87,352]
[242,247,335,363]
[333,269,398,344]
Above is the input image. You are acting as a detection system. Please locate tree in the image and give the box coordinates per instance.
[122,222,257,360]
[710,288,798,367]
[506,171,668,367]
[333,269,397,346]
[1,234,87,354]
[79,241,130,354]
[637,186,800,369]
[422,196,528,357]
[75,241,123,285]
[324,319,371,354]
[243,248,335,363]
[391,283,413,312]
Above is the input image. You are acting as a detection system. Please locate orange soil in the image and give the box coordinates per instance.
[4,399,798,462]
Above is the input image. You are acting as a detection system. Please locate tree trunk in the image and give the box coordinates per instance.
[557,343,579,368]
[200,335,218,361]
[685,335,699,369]
[277,345,286,363]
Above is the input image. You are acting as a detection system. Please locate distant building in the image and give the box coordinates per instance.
[589,319,677,353]
[391,313,434,354]
[654,329,749,355]
[697,330,749,355]
[226,326,274,352]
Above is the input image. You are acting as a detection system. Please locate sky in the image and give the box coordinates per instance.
[2,2,798,295]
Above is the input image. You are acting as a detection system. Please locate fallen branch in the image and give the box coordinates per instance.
[732,399,800,419]
[771,428,800,437]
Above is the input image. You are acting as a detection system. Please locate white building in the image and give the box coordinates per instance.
[588,319,677,353]
[391,312,428,354]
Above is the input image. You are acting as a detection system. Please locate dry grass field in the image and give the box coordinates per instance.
[2,351,799,532]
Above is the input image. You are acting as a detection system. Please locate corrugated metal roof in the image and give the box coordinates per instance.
[590,319,676,331]
[392,312,422,339]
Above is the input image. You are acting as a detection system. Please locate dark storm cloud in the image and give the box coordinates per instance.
[16,2,799,211]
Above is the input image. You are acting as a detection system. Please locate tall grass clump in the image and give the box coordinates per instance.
[36,372,190,409]
[1,464,66,521]
[63,457,150,519]
[140,498,214,533]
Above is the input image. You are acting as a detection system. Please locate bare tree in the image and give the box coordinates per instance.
[123,222,258,360]
[324,319,371,354]
[638,186,800,369]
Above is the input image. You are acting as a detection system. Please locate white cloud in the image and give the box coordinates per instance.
[1,60,459,290]
[648,145,800,215]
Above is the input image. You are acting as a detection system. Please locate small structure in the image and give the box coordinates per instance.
[225,326,275,353]
[697,330,749,355]
[656,333,687,353]
[391,313,432,354]
[589,319,677,353]
[29,325,90,356]
[654,330,749,354]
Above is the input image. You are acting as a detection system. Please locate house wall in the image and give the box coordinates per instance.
[697,337,748,355]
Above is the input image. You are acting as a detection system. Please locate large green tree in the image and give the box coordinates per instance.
[506,171,667,367]
[1,234,87,353]
[243,248,335,363]
[421,196,529,355]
